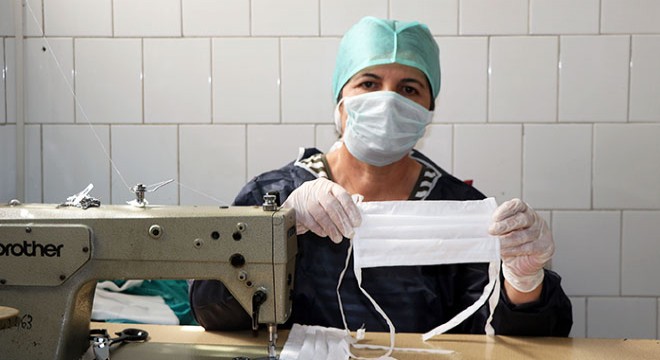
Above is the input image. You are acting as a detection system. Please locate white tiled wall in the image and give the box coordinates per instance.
[1,38,5,124]
[74,39,142,124]
[454,124,522,203]
[320,0,388,36]
[391,0,458,35]
[552,212,621,296]
[0,0,43,37]
[0,125,16,200]
[434,37,488,123]
[24,124,42,203]
[247,125,315,179]
[630,35,660,121]
[601,0,660,34]
[251,0,318,36]
[3,0,660,340]
[110,125,179,205]
[42,125,111,203]
[280,38,339,123]
[460,0,528,35]
[588,298,657,339]
[569,297,586,338]
[489,36,558,123]
[523,124,592,209]
[113,0,181,37]
[0,124,43,202]
[416,124,453,173]
[530,0,599,35]
[182,0,250,36]
[143,38,211,123]
[6,38,75,123]
[179,125,247,205]
[43,0,112,36]
[622,211,660,296]
[593,124,660,209]
[25,38,75,123]
[212,38,279,123]
[314,124,338,154]
[559,35,630,122]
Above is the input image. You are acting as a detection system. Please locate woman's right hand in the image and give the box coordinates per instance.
[282,178,362,243]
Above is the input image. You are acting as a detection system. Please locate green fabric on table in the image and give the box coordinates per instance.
[107,280,197,325]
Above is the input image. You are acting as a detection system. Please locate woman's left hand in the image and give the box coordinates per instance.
[489,199,555,293]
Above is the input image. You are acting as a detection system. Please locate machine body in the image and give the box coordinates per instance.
[0,203,297,360]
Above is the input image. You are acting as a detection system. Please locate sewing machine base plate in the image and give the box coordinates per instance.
[106,342,275,360]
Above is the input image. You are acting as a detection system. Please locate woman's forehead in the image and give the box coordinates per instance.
[352,63,426,81]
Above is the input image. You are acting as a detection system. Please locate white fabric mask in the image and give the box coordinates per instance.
[280,198,500,360]
[338,198,501,359]
[280,324,452,360]
[279,324,353,360]
[336,91,433,167]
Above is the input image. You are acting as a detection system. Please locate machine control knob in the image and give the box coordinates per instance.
[230,253,246,268]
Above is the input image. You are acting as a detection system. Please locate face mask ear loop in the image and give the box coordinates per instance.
[337,240,370,360]
[337,215,396,359]
[484,259,501,336]
[421,252,501,341]
[336,239,353,334]
[349,208,396,359]
[337,193,362,335]
[334,98,346,136]
[352,258,397,359]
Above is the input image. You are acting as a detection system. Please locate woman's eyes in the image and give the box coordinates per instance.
[401,86,419,95]
[355,81,420,96]
[359,81,377,89]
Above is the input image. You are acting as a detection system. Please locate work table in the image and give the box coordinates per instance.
[91,322,660,359]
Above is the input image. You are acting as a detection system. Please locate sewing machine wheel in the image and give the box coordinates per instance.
[0,306,20,330]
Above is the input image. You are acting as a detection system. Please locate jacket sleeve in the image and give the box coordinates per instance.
[491,269,573,336]
[450,265,573,336]
[188,280,252,330]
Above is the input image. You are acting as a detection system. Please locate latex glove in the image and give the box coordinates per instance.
[282,178,362,244]
[488,199,554,293]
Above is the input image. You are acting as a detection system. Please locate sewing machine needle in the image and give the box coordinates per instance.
[268,323,278,359]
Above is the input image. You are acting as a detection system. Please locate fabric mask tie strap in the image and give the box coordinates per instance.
[346,199,501,345]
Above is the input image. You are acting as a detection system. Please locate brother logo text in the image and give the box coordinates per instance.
[0,241,64,257]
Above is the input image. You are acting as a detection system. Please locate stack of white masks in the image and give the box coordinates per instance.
[280,324,355,360]
[281,198,501,360]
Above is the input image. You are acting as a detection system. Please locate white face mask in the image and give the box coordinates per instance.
[338,198,501,359]
[335,91,433,167]
[279,324,353,360]
[280,199,501,360]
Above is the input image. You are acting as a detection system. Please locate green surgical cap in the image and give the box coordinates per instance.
[332,16,441,102]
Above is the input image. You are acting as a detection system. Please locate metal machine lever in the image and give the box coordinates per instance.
[251,289,268,332]
[250,290,279,359]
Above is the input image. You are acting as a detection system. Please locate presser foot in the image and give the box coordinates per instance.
[238,323,278,360]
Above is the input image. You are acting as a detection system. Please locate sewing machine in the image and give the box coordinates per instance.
[0,198,296,360]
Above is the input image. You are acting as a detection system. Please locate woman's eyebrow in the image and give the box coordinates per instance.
[352,73,426,88]
[353,72,382,80]
[401,78,427,88]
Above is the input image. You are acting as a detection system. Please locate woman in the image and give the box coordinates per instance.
[190,16,572,336]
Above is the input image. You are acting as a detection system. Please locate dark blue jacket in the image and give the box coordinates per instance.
[190,148,572,336]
